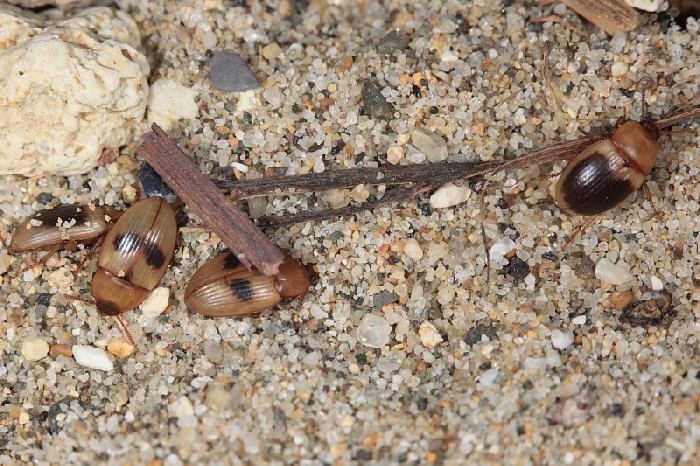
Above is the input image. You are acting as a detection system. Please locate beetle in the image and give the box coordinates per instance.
[9,197,177,317]
[184,251,314,317]
[91,196,177,316]
[554,119,660,216]
[9,203,120,255]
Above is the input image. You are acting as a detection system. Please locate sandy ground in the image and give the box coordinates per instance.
[1,1,700,464]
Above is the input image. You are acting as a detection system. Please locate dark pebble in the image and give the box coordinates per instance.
[508,256,530,280]
[464,323,498,346]
[377,28,409,54]
[361,79,395,120]
[373,290,399,308]
[210,51,259,92]
[138,163,177,203]
[35,192,54,204]
[574,256,596,280]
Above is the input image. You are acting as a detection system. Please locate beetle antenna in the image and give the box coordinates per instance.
[115,315,135,346]
[12,244,61,279]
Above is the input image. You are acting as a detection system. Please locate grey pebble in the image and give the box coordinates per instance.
[361,78,395,120]
[377,28,409,54]
[210,51,259,92]
[373,290,399,307]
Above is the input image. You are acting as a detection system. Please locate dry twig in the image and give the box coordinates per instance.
[138,124,285,276]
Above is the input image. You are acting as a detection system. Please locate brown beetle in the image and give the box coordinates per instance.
[9,197,177,318]
[91,196,177,316]
[9,204,120,254]
[554,119,660,216]
[184,251,314,317]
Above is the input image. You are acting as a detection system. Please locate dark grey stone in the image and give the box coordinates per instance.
[210,51,259,92]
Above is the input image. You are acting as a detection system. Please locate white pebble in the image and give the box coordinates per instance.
[21,338,49,361]
[572,315,587,325]
[624,0,667,12]
[610,62,629,77]
[403,238,423,260]
[429,182,472,209]
[595,258,634,285]
[489,238,516,260]
[478,368,499,387]
[524,357,547,372]
[356,314,392,348]
[386,146,404,164]
[418,321,443,349]
[140,287,170,318]
[551,329,575,350]
[170,396,195,418]
[650,275,664,291]
[201,30,218,49]
[73,345,114,371]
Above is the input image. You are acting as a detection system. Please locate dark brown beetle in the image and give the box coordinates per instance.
[554,119,660,216]
[9,204,120,254]
[184,251,314,317]
[91,196,177,315]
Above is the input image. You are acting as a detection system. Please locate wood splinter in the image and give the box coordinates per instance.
[137,124,285,277]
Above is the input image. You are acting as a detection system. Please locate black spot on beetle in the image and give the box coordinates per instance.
[143,241,166,269]
[113,231,166,268]
[96,300,121,316]
[223,253,241,269]
[560,152,635,216]
[229,278,254,301]
[112,231,141,254]
[37,205,88,226]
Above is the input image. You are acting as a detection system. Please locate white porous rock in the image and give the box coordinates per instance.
[72,345,114,371]
[624,0,668,12]
[430,182,472,209]
[594,258,634,286]
[146,78,199,131]
[0,5,149,176]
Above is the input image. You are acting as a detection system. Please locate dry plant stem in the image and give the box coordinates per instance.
[248,105,700,227]
[217,160,506,197]
[138,124,285,276]
[248,137,604,228]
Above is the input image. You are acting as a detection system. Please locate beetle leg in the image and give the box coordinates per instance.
[12,243,62,279]
[642,181,661,220]
[76,234,105,273]
[561,216,598,251]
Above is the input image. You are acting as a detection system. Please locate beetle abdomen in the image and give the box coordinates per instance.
[555,140,646,216]
[91,268,150,315]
